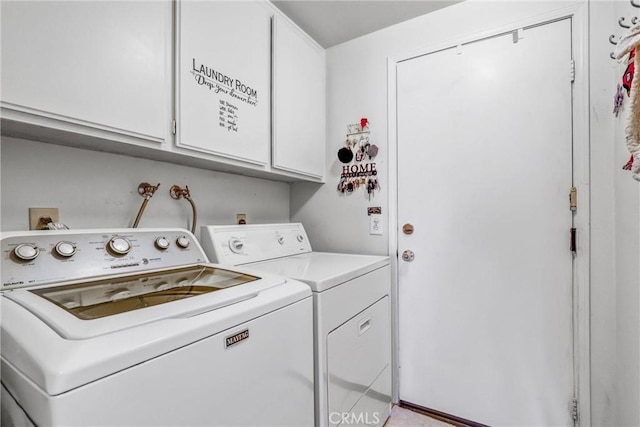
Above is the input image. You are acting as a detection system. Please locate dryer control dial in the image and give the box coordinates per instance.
[228,237,244,254]
[54,241,76,258]
[108,236,132,256]
[13,243,39,261]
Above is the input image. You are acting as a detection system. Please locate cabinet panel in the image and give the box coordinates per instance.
[177,1,271,165]
[1,1,169,142]
[272,15,326,180]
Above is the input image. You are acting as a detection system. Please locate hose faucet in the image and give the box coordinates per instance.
[132,182,160,228]
[170,185,198,234]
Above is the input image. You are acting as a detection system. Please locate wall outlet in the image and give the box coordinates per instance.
[236,213,247,225]
[370,214,383,235]
[29,207,59,230]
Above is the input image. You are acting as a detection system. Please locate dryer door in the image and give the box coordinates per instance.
[327,296,391,426]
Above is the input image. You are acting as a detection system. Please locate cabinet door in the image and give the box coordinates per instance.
[272,15,326,180]
[0,1,169,142]
[177,1,271,166]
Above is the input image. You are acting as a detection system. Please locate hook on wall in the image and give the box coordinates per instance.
[632,0,640,8]
[633,17,640,25]
[611,52,617,60]
[610,34,619,45]
[619,17,631,28]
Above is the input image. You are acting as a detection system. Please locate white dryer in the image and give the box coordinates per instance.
[1,228,314,427]
[201,223,392,427]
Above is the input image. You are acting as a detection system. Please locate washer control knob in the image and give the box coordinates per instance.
[54,241,76,258]
[297,235,304,242]
[176,235,190,249]
[277,236,285,245]
[13,243,39,261]
[108,236,132,256]
[228,237,244,254]
[155,236,170,250]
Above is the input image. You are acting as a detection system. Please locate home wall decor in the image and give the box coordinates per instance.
[336,118,380,199]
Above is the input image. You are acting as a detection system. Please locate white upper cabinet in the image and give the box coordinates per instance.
[176,1,271,166]
[1,1,325,182]
[0,1,170,143]
[272,15,326,180]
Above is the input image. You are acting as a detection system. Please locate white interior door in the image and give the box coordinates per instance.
[397,19,574,426]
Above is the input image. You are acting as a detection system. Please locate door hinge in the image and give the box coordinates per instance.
[570,59,575,83]
[572,398,579,422]
[569,186,577,211]
[570,227,577,253]
[171,119,177,135]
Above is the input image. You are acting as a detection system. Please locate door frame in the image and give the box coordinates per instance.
[386,3,590,424]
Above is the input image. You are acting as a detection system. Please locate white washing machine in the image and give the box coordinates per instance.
[1,228,314,427]
[201,223,392,427]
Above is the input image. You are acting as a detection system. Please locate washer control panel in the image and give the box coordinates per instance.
[1,228,207,290]
[200,223,311,266]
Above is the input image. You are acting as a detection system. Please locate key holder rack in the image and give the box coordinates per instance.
[336,118,381,200]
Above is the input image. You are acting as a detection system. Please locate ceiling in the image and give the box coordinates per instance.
[271,1,462,48]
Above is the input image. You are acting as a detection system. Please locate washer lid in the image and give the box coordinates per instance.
[4,264,279,340]
[247,252,389,292]
[1,266,311,396]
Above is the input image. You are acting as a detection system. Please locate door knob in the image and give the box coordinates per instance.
[401,250,415,262]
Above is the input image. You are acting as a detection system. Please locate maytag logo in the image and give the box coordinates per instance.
[225,329,249,348]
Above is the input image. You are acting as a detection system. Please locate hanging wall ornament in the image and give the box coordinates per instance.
[366,144,378,159]
[337,147,354,163]
[614,83,625,117]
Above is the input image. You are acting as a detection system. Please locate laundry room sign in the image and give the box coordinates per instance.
[337,118,380,199]
[191,58,260,133]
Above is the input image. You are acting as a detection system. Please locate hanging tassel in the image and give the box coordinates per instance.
[623,154,634,170]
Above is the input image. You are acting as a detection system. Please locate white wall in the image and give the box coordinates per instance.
[291,0,635,424]
[612,1,640,425]
[590,1,620,424]
[1,137,290,238]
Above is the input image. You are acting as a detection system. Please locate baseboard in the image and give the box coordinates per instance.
[398,400,489,427]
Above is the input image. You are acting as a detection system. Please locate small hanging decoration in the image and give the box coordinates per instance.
[614,83,625,117]
[336,118,381,200]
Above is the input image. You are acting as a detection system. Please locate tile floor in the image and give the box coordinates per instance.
[384,406,453,427]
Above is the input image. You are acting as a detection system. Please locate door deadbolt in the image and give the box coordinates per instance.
[402,223,414,235]
[401,250,415,262]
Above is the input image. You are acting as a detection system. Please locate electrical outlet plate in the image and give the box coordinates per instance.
[29,207,59,230]
[370,214,383,235]
[236,214,247,225]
